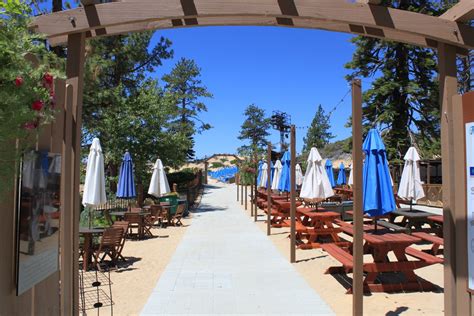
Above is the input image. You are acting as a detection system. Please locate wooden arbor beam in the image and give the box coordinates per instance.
[441,0,474,23]
[31,0,474,50]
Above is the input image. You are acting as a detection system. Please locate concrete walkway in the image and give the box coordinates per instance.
[141,183,333,315]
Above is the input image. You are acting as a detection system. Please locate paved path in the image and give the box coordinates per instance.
[141,183,333,315]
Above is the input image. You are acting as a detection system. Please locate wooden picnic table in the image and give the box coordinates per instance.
[388,208,437,232]
[110,210,151,239]
[295,208,343,249]
[325,223,442,293]
[79,227,105,271]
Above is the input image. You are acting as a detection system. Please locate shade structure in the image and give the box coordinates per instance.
[256,161,263,186]
[300,147,334,199]
[325,159,336,188]
[278,151,291,192]
[362,129,396,217]
[397,147,425,202]
[271,160,283,191]
[348,164,353,186]
[337,162,347,186]
[295,164,303,186]
[117,151,136,199]
[148,158,170,197]
[82,138,107,207]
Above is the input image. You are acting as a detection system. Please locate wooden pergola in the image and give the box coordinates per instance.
[1,1,473,315]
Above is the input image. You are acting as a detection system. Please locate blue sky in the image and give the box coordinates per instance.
[149,26,366,159]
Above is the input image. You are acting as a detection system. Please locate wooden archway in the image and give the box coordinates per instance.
[33,0,474,52]
[3,1,470,316]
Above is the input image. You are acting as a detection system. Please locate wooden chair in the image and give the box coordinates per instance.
[170,204,186,226]
[112,221,129,261]
[92,227,123,270]
[124,212,143,239]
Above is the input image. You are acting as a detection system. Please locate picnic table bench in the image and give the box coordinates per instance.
[295,209,347,249]
[323,224,442,293]
[412,232,444,255]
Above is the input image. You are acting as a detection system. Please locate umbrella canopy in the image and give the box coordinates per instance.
[271,160,283,191]
[325,159,336,188]
[82,138,107,207]
[278,151,291,192]
[295,164,303,186]
[148,158,170,197]
[300,148,334,199]
[256,161,264,186]
[363,129,396,217]
[259,162,268,188]
[397,147,425,202]
[348,164,353,186]
[337,162,347,186]
[117,151,136,199]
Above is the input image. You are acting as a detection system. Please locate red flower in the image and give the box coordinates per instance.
[15,77,23,87]
[23,121,38,130]
[32,100,44,111]
[43,73,54,85]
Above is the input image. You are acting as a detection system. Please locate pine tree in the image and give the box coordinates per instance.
[238,104,271,153]
[162,58,213,160]
[345,0,444,161]
[303,105,334,152]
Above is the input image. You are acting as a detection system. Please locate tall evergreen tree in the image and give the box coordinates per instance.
[82,32,188,191]
[345,0,444,161]
[162,58,213,160]
[238,104,271,154]
[303,105,334,152]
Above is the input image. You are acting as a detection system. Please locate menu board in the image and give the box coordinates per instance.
[16,151,61,295]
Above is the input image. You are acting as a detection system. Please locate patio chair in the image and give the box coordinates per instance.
[112,221,129,261]
[124,212,143,239]
[170,204,186,226]
[92,227,123,270]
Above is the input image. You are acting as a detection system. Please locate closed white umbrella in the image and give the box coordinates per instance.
[348,164,353,186]
[300,147,334,199]
[398,147,425,203]
[148,158,170,197]
[271,160,283,191]
[295,164,303,186]
[82,138,107,207]
[260,162,268,188]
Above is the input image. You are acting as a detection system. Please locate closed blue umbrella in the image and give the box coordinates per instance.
[363,129,396,217]
[325,159,336,188]
[278,151,291,192]
[117,151,136,199]
[336,162,347,186]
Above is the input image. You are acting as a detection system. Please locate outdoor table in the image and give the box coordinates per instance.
[389,208,437,232]
[109,211,151,239]
[109,210,150,219]
[269,199,303,227]
[328,224,442,293]
[295,208,342,249]
[79,227,105,271]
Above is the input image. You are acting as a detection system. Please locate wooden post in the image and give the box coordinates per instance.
[290,125,296,263]
[452,93,471,314]
[438,42,459,316]
[241,174,244,206]
[427,162,431,184]
[250,178,254,216]
[204,161,208,185]
[236,173,239,201]
[254,154,258,222]
[267,143,272,236]
[245,183,248,210]
[66,32,86,316]
[351,79,364,316]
